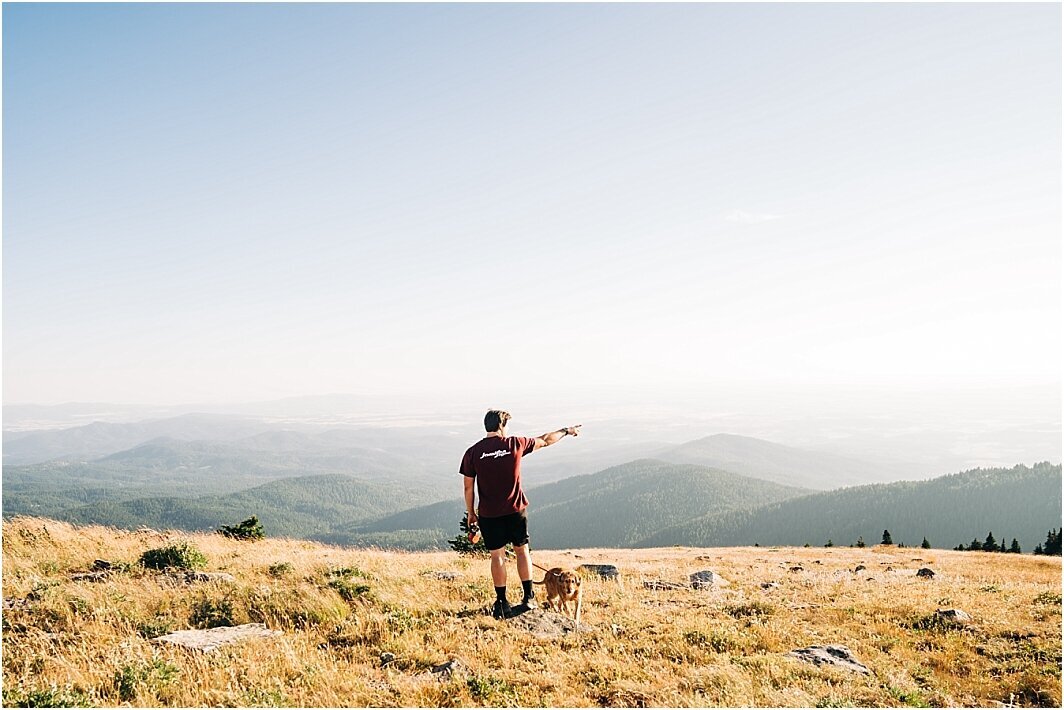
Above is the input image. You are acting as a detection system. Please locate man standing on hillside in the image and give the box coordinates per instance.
[460,409,581,619]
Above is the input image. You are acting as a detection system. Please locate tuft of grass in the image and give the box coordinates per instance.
[724,601,774,619]
[466,675,520,705]
[2,684,94,708]
[267,562,293,577]
[113,659,180,702]
[189,594,237,628]
[1033,591,1061,606]
[139,542,207,571]
[328,578,371,602]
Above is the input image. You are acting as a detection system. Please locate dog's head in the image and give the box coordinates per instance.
[560,570,581,597]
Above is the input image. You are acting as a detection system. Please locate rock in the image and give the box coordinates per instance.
[91,560,114,571]
[643,579,686,591]
[885,566,894,572]
[788,645,872,675]
[184,572,236,584]
[380,652,396,666]
[611,624,625,637]
[152,623,281,652]
[690,570,729,589]
[504,608,591,639]
[2,597,31,611]
[789,565,804,572]
[761,582,780,590]
[853,565,866,573]
[916,568,936,578]
[935,608,972,625]
[578,564,618,581]
[424,571,462,581]
[70,572,110,583]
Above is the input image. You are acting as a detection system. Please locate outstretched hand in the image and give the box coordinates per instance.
[565,425,582,437]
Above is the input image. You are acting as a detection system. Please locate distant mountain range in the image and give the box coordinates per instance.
[654,433,905,489]
[3,418,1059,554]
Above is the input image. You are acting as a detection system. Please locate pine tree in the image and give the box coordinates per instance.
[921,537,931,549]
[1009,539,1021,554]
[447,514,489,557]
[1045,529,1062,556]
[982,532,997,552]
[881,530,893,545]
[856,536,866,548]
[1034,543,1044,555]
[825,539,834,547]
[968,538,981,551]
[998,540,1008,553]
[954,543,965,551]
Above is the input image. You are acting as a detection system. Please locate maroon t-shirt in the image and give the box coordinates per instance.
[460,435,536,518]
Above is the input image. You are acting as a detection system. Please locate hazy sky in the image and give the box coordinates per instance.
[3,2,1061,406]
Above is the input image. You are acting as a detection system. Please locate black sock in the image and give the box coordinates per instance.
[522,580,533,599]
[495,586,508,603]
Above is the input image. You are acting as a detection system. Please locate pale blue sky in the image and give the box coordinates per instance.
[3,2,1060,406]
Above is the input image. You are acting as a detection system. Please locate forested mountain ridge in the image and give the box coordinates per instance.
[53,474,442,540]
[638,462,1062,551]
[339,459,812,549]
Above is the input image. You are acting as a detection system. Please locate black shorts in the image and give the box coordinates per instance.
[479,510,529,551]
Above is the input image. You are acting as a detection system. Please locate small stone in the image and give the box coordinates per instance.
[380,652,396,666]
[789,566,804,572]
[611,624,625,637]
[690,570,729,589]
[916,568,936,578]
[429,659,468,679]
[70,572,110,583]
[425,571,462,581]
[788,644,871,675]
[91,560,114,571]
[885,566,894,572]
[935,608,972,625]
[643,579,686,591]
[185,572,236,584]
[853,565,866,573]
[578,564,619,581]
[761,582,780,590]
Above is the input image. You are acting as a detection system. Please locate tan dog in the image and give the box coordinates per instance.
[533,567,583,625]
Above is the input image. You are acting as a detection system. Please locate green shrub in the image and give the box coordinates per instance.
[140,542,207,571]
[189,595,237,628]
[218,516,265,541]
[328,578,371,602]
[724,601,774,619]
[113,659,180,702]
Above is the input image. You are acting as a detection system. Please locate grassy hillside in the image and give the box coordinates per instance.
[656,433,904,489]
[641,463,1062,551]
[2,517,1060,707]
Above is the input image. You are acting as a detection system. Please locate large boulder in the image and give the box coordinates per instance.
[689,570,729,589]
[503,608,591,639]
[578,564,619,581]
[916,568,936,578]
[935,608,972,626]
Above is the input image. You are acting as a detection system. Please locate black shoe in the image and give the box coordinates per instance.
[521,597,538,610]
[491,599,514,619]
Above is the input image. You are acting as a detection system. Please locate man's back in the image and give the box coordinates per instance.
[460,435,535,518]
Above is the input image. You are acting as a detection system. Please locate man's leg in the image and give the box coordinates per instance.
[514,544,536,607]
[514,544,532,582]
[490,548,508,588]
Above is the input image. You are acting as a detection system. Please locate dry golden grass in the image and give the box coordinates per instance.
[2,517,1060,707]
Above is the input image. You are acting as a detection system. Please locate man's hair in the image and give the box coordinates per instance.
[484,410,511,432]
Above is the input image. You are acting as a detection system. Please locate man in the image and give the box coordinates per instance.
[460,409,581,619]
